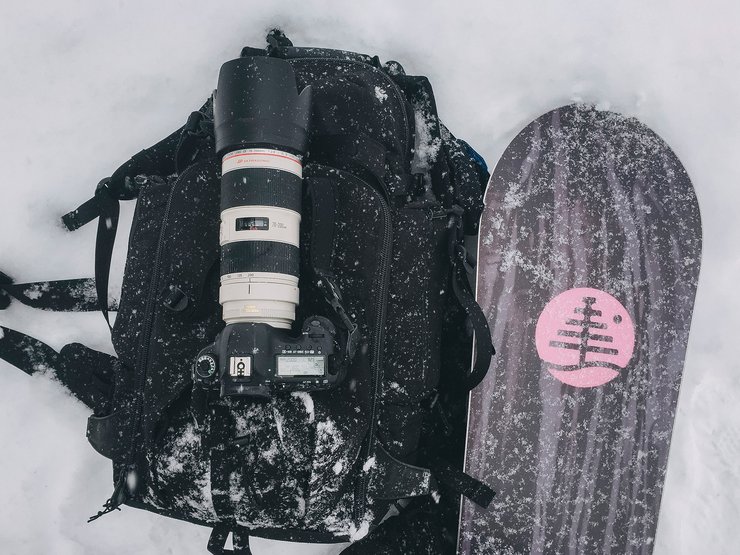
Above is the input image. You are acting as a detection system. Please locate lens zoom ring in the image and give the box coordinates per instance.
[221,241,300,277]
[221,169,302,212]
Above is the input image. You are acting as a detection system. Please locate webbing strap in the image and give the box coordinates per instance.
[452,255,493,390]
[207,409,253,554]
[61,194,106,232]
[308,177,336,274]
[209,404,236,516]
[94,182,120,330]
[62,107,210,232]
[207,524,252,555]
[447,208,494,391]
[176,110,214,172]
[60,123,182,232]
[308,178,359,359]
[0,325,115,412]
[266,29,378,66]
[0,270,114,312]
[0,325,60,376]
[429,458,495,508]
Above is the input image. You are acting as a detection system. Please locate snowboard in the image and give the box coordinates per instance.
[458,104,702,554]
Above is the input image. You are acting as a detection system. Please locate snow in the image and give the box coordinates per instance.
[1,1,739,554]
[291,391,316,423]
[374,86,388,103]
[362,456,376,473]
[348,520,371,542]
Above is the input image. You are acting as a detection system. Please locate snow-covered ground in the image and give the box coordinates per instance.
[1,1,739,553]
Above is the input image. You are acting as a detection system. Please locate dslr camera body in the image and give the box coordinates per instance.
[193,56,346,399]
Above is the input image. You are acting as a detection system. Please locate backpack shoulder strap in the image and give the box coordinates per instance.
[0,325,115,413]
[0,269,114,312]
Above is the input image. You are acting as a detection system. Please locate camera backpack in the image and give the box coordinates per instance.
[0,31,494,553]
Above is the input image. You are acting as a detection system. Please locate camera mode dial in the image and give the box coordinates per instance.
[195,354,217,382]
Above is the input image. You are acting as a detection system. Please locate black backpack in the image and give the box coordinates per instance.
[0,31,494,554]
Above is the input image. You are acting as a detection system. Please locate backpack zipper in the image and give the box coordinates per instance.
[291,61,409,519]
[124,161,208,498]
[352,180,393,524]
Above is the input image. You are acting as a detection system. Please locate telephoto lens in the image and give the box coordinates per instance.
[215,56,312,327]
[192,56,345,398]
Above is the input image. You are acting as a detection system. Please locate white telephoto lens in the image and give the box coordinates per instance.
[219,148,303,328]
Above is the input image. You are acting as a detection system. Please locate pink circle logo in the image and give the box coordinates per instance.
[535,288,635,388]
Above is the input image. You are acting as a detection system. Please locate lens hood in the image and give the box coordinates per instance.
[214,56,312,155]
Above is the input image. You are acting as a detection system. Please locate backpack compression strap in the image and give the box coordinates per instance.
[0,270,117,413]
[447,207,494,391]
[307,177,360,360]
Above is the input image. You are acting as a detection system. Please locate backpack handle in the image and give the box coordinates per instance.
[252,29,381,67]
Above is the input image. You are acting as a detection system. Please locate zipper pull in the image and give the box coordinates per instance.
[88,468,134,522]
